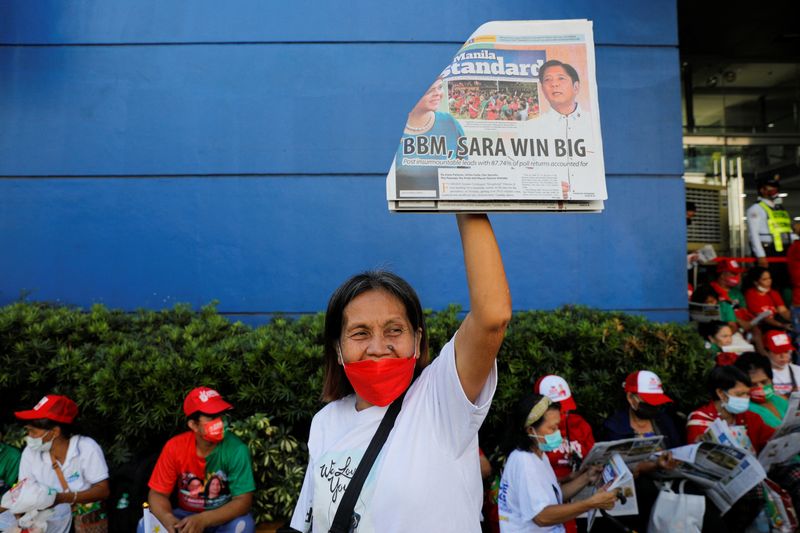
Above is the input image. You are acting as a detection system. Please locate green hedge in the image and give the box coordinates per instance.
[0,302,710,522]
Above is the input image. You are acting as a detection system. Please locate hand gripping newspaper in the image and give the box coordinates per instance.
[571,437,664,527]
[663,441,766,514]
[386,19,607,213]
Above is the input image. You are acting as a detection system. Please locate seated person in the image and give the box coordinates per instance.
[534,375,595,533]
[687,365,774,452]
[534,375,595,480]
[711,259,746,312]
[8,395,110,533]
[692,284,737,330]
[733,351,800,513]
[141,387,255,533]
[743,266,791,333]
[687,366,774,531]
[698,320,737,366]
[734,351,788,426]
[763,329,800,397]
[599,371,702,532]
[602,370,681,449]
[497,394,617,533]
[0,436,20,497]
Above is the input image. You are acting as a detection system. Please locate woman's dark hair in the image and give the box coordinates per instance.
[202,474,229,499]
[322,270,429,402]
[734,351,773,381]
[504,394,560,453]
[743,266,769,291]
[26,418,75,438]
[690,284,719,305]
[698,320,729,341]
[707,365,751,399]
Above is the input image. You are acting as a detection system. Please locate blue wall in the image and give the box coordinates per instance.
[0,1,686,322]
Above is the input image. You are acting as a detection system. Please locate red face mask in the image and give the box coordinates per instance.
[343,356,416,407]
[724,275,741,287]
[201,418,225,443]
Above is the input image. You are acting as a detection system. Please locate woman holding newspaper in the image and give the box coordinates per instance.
[497,394,618,532]
[289,214,511,533]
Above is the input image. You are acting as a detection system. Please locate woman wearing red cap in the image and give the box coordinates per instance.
[290,215,511,533]
[13,394,110,533]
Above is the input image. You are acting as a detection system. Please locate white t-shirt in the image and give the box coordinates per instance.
[290,334,496,533]
[17,435,109,533]
[498,449,564,533]
[772,363,800,396]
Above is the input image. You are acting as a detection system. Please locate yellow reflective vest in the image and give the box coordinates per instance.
[760,201,792,252]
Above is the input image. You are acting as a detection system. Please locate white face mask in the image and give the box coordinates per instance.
[25,432,53,453]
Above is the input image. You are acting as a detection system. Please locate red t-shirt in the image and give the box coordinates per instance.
[745,287,784,317]
[545,412,595,480]
[148,431,255,512]
[686,401,774,453]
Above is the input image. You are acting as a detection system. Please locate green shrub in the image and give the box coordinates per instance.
[0,301,708,522]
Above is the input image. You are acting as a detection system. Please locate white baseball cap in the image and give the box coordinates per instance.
[535,375,577,411]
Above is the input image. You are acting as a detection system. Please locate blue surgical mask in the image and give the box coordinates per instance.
[533,430,563,452]
[723,394,750,414]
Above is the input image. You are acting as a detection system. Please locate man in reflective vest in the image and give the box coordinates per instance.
[747,173,794,291]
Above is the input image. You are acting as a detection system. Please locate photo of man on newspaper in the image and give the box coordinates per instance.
[387,20,607,211]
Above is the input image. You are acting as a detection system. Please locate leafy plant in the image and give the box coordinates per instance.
[0,301,710,522]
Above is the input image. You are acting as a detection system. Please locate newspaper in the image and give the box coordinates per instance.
[584,454,638,531]
[580,436,664,467]
[388,199,603,212]
[758,392,800,469]
[664,442,766,514]
[386,19,606,212]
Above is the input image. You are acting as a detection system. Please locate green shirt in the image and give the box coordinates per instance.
[719,301,737,323]
[749,394,789,428]
[0,443,21,495]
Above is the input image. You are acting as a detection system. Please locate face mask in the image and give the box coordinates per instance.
[25,432,53,453]
[724,276,740,288]
[750,384,775,404]
[723,393,750,414]
[632,399,663,419]
[531,430,563,452]
[343,356,416,407]
[756,284,770,294]
[201,418,225,443]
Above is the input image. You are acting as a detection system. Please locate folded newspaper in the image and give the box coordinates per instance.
[584,454,638,531]
[386,19,606,213]
[664,442,766,514]
[580,436,665,467]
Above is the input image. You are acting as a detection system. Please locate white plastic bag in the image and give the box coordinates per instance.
[0,478,56,514]
[648,480,705,533]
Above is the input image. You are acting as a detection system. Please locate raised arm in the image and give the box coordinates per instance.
[454,214,512,403]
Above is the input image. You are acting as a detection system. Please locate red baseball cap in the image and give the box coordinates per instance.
[624,371,673,406]
[15,395,78,424]
[535,375,577,411]
[183,387,233,417]
[765,331,793,354]
[716,259,743,274]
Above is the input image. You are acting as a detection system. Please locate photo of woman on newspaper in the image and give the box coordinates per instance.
[393,78,465,196]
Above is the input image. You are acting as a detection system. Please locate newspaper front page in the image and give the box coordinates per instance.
[386,19,606,213]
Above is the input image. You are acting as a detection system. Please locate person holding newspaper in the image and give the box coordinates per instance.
[497,394,617,533]
[290,214,511,533]
[534,375,595,533]
[762,330,800,397]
